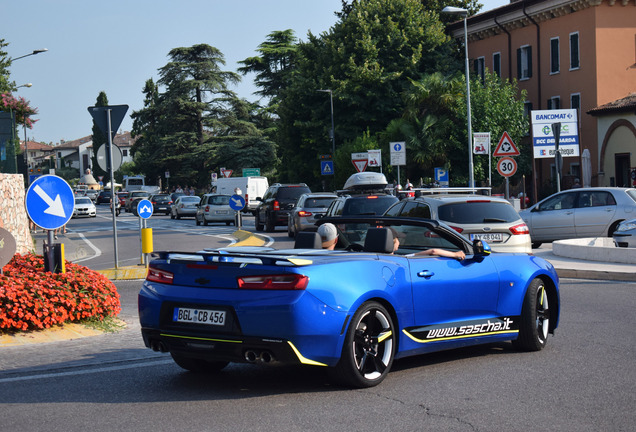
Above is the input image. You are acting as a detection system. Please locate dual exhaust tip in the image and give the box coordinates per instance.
[244,350,275,364]
[151,341,275,364]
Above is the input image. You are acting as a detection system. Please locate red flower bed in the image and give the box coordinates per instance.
[0,253,121,332]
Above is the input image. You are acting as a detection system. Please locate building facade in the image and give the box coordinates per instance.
[448,0,636,199]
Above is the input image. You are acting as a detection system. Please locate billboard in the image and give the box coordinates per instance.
[531,109,579,159]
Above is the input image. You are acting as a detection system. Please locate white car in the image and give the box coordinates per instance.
[195,194,234,226]
[384,195,531,253]
[73,196,97,218]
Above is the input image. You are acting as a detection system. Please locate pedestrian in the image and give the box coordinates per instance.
[572,178,582,188]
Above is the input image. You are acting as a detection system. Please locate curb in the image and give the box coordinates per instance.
[556,268,636,282]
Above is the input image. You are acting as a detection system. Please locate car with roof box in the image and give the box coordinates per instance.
[324,172,399,219]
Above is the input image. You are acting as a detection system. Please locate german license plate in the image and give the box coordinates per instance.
[470,233,503,242]
[214,210,228,215]
[173,307,226,326]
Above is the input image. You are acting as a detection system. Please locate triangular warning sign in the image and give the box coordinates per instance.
[352,160,368,172]
[493,131,520,157]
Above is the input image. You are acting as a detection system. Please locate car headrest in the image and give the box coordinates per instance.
[294,231,322,249]
[363,227,394,253]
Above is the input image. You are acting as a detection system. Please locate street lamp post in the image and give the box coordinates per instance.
[11,48,48,62]
[317,89,335,156]
[442,6,474,189]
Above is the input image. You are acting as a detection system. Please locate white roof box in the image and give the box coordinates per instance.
[343,172,388,190]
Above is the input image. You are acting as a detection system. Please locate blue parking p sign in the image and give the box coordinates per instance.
[25,175,74,230]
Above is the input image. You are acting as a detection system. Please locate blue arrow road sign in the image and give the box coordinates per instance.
[229,194,246,211]
[321,160,334,175]
[137,199,154,219]
[25,175,74,230]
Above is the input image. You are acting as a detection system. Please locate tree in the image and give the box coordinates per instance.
[276,0,452,187]
[237,29,298,105]
[0,39,15,94]
[90,91,109,179]
[132,44,276,189]
[381,71,528,187]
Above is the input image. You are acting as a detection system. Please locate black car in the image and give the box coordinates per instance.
[255,183,311,232]
[149,193,173,215]
[96,190,112,204]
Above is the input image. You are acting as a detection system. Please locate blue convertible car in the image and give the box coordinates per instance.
[139,216,560,388]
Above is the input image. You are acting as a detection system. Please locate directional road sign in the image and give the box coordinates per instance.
[229,194,246,211]
[25,175,74,230]
[136,199,153,219]
[96,143,123,172]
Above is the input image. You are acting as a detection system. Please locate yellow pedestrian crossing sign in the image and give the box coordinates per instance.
[321,160,334,175]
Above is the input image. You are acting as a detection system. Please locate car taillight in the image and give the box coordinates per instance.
[237,274,309,290]
[205,205,210,212]
[509,223,530,235]
[298,211,312,217]
[146,267,174,284]
[366,196,378,199]
[273,200,280,210]
[449,226,464,233]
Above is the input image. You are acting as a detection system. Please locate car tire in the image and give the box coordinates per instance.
[196,217,201,226]
[265,213,275,232]
[170,212,175,219]
[531,242,542,249]
[225,221,231,226]
[512,278,550,352]
[330,301,396,388]
[170,353,228,373]
[255,213,264,232]
[288,222,295,238]
[204,218,209,226]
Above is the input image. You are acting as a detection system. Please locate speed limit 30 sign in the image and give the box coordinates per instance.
[497,157,517,177]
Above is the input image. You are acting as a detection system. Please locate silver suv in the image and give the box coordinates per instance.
[384,195,531,253]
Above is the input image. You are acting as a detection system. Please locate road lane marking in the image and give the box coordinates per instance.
[0,358,174,384]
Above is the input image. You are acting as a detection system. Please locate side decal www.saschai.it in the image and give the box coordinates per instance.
[403,316,520,343]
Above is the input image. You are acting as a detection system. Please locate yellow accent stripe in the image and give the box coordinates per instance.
[540,286,545,307]
[378,330,393,343]
[287,258,314,266]
[402,329,519,343]
[287,341,327,366]
[160,333,242,344]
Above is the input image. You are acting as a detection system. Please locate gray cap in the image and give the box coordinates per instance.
[317,223,337,243]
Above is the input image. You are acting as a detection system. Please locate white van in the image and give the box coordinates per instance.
[210,176,269,212]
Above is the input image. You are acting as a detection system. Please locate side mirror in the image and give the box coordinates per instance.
[256,197,263,201]
[473,239,491,257]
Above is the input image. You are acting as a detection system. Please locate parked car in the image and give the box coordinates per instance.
[519,187,636,247]
[254,183,311,232]
[170,196,201,219]
[287,192,338,237]
[73,196,97,218]
[125,191,151,212]
[195,194,234,226]
[149,194,173,215]
[140,215,560,388]
[384,195,531,253]
[612,218,636,248]
[96,190,112,204]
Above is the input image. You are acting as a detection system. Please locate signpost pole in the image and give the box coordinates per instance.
[107,109,119,269]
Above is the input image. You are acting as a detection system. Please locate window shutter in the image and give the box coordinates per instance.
[517,48,522,79]
[527,46,533,78]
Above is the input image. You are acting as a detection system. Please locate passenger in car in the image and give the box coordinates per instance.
[318,223,338,250]
[389,227,465,260]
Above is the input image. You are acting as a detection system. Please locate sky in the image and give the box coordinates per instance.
[4,0,508,145]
